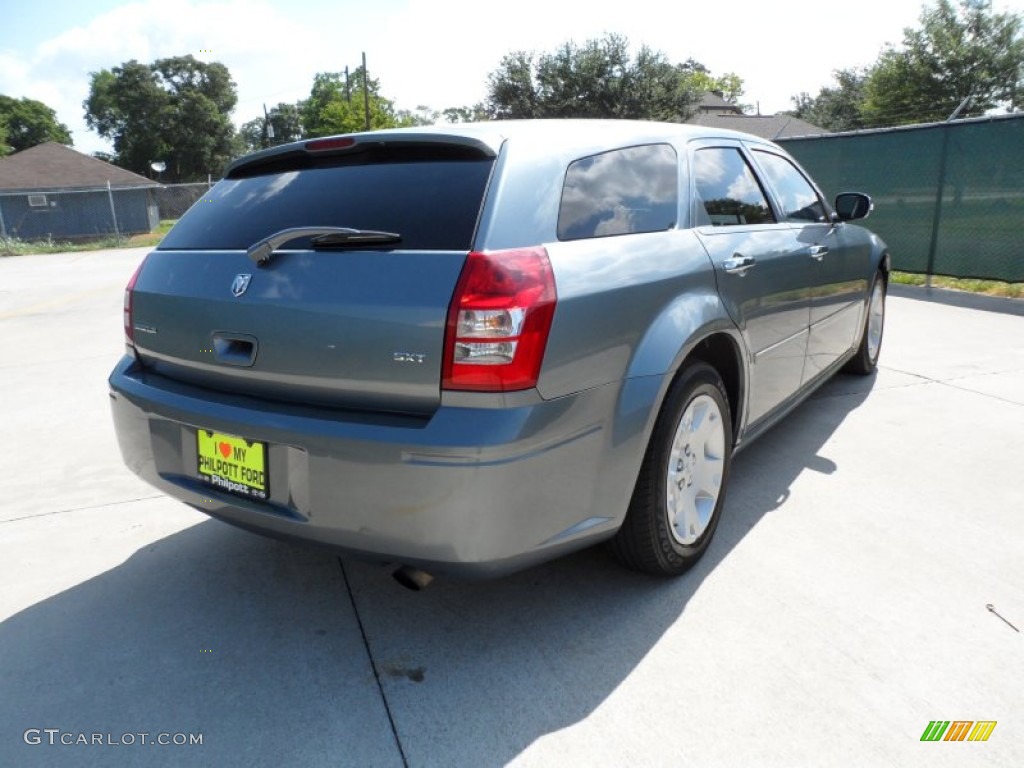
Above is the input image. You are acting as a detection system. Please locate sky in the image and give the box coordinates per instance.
[2,0,1023,157]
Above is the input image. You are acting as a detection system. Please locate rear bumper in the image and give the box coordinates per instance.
[108,356,643,577]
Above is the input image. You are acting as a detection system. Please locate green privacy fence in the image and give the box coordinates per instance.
[779,114,1024,282]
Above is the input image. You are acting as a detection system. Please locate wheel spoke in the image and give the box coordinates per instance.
[867,281,885,362]
[665,392,726,546]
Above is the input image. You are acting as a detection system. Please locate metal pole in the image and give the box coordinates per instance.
[924,125,951,289]
[0,196,8,240]
[362,52,371,131]
[106,180,122,244]
[922,95,971,289]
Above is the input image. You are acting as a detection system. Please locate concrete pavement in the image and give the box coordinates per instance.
[1,248,1021,766]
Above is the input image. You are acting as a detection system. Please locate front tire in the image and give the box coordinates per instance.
[845,270,886,375]
[610,362,733,576]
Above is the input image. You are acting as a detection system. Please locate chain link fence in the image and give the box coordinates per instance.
[0,180,215,246]
[152,181,215,220]
[780,113,1024,283]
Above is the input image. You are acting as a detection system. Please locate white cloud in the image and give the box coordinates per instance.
[0,0,317,155]
[3,0,1021,158]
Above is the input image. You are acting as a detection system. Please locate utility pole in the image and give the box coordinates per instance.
[262,103,275,148]
[362,51,371,131]
[345,66,351,102]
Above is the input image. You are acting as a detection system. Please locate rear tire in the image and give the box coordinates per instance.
[610,362,733,576]
[844,270,886,375]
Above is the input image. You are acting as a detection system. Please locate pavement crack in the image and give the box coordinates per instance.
[879,366,1024,408]
[0,494,164,524]
[339,559,410,768]
[878,365,941,384]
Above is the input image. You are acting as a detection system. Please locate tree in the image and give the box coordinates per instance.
[84,55,238,181]
[390,103,489,126]
[486,34,714,121]
[238,102,304,152]
[675,61,746,108]
[439,103,490,123]
[0,95,73,152]
[862,0,1023,126]
[301,67,414,137]
[786,68,869,132]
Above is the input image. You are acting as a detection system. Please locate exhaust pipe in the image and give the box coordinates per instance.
[393,566,434,591]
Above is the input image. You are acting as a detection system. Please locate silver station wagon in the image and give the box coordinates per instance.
[109,120,889,584]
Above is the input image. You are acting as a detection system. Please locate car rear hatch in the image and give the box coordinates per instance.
[130,135,498,416]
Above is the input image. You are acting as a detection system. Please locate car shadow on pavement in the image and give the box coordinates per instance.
[0,523,404,768]
[338,372,876,766]
[0,375,873,768]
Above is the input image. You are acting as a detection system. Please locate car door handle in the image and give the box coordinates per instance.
[808,245,829,261]
[723,255,756,275]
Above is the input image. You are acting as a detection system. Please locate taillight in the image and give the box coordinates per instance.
[123,259,145,351]
[442,247,557,392]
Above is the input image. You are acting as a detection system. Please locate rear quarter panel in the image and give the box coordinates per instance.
[539,229,736,398]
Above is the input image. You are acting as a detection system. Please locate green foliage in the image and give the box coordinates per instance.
[83,55,238,181]
[486,34,715,121]
[787,68,869,132]
[890,271,1024,298]
[684,70,746,108]
[439,103,490,123]
[0,95,73,152]
[394,103,490,126]
[301,66,410,137]
[789,1,1024,130]
[862,0,1023,126]
[238,102,304,152]
[0,219,178,257]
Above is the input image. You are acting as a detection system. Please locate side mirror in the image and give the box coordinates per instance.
[834,192,873,221]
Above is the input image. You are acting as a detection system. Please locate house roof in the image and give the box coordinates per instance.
[0,142,155,191]
[696,91,742,114]
[685,112,829,140]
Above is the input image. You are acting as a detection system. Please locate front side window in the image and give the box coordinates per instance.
[752,150,827,223]
[693,148,774,226]
[557,144,678,241]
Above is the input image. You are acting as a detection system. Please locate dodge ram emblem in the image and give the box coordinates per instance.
[231,274,252,297]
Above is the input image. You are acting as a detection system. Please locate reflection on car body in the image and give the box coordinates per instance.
[109,120,889,582]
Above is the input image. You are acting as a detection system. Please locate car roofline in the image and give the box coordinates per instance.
[226,119,780,177]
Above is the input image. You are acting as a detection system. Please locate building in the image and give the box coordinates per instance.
[0,142,159,241]
[687,91,828,140]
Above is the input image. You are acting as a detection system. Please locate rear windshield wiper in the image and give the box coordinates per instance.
[247,227,402,266]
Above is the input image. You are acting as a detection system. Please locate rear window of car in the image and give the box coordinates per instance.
[159,150,494,251]
[557,144,678,240]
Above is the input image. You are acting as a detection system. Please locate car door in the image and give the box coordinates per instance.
[690,142,811,427]
[749,148,869,383]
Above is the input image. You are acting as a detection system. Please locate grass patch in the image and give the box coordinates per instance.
[891,271,1024,299]
[0,219,176,256]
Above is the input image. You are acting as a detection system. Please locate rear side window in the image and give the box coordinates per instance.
[693,147,774,226]
[159,153,494,251]
[557,144,678,241]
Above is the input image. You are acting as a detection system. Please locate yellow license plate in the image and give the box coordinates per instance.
[197,430,268,500]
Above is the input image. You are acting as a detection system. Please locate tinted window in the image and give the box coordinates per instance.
[160,156,494,251]
[557,144,678,240]
[693,148,774,226]
[753,150,826,223]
